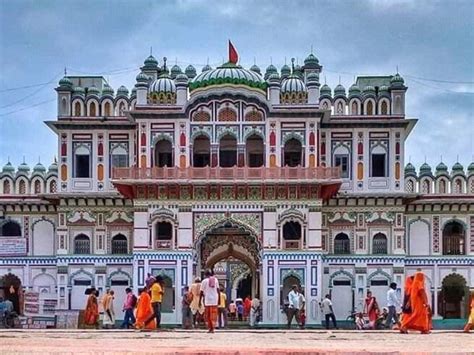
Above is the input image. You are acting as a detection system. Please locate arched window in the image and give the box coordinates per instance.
[73,143,91,178]
[61,98,67,115]
[218,108,237,122]
[193,111,210,122]
[246,134,264,167]
[333,144,350,179]
[154,140,173,167]
[3,180,11,194]
[119,102,126,116]
[34,180,41,194]
[394,96,401,113]
[442,222,465,255]
[74,101,81,116]
[334,233,350,254]
[244,110,263,121]
[282,221,302,249]
[110,143,129,174]
[366,100,374,115]
[453,179,463,194]
[49,180,57,193]
[89,102,97,117]
[104,102,112,116]
[219,134,237,167]
[1,221,21,237]
[283,138,302,167]
[370,144,387,177]
[336,101,344,114]
[74,234,90,254]
[406,179,414,193]
[421,179,431,194]
[111,234,128,254]
[381,100,388,115]
[351,101,358,115]
[193,135,210,167]
[439,179,447,194]
[372,233,388,254]
[156,221,172,249]
[19,180,26,194]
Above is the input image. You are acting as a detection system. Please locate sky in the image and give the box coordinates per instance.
[0,0,473,171]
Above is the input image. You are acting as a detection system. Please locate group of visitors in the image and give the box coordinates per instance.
[0,297,16,328]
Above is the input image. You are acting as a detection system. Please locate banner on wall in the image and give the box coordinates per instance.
[0,238,27,256]
[24,291,40,314]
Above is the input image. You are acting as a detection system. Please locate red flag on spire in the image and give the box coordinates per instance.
[229,40,239,64]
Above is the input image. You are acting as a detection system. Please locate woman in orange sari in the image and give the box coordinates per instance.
[400,272,430,334]
[84,288,99,328]
[135,288,156,330]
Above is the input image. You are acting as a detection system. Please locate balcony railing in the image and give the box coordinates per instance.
[112,166,341,182]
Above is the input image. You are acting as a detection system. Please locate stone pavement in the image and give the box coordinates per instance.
[0,329,472,354]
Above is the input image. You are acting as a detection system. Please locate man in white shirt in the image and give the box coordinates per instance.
[287,285,301,329]
[199,269,220,333]
[386,282,401,329]
[320,294,338,329]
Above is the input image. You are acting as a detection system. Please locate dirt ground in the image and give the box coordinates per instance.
[0,329,472,355]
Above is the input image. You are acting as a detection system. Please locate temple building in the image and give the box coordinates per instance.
[0,46,473,326]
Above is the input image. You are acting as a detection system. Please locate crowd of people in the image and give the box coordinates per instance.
[82,270,474,334]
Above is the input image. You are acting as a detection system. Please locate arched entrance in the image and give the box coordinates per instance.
[438,274,468,319]
[0,273,23,314]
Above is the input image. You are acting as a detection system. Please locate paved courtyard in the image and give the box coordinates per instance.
[0,329,472,354]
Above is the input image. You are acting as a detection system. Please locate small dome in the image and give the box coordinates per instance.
[304,53,319,66]
[33,162,46,174]
[18,161,30,173]
[281,76,307,93]
[378,85,390,98]
[116,85,129,97]
[264,64,278,80]
[451,162,464,176]
[202,64,212,72]
[144,55,158,67]
[467,162,474,176]
[149,75,176,94]
[419,162,432,176]
[185,65,197,78]
[102,83,114,96]
[348,84,361,98]
[267,72,281,84]
[170,64,182,79]
[435,162,448,175]
[48,160,58,172]
[306,72,319,84]
[390,73,405,87]
[280,64,291,78]
[58,76,73,88]
[363,85,376,96]
[87,85,100,96]
[250,64,261,75]
[175,73,189,84]
[320,84,332,96]
[334,84,346,97]
[2,161,15,174]
[405,163,416,175]
[130,87,137,97]
[73,86,85,96]
[136,72,149,83]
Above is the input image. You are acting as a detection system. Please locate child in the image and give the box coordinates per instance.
[355,312,365,330]
[299,307,306,329]
[464,291,474,333]
[237,301,244,321]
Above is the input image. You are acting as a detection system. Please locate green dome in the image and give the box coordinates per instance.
[267,72,280,84]
[170,64,182,79]
[334,84,346,97]
[2,161,15,174]
[130,87,137,97]
[136,72,149,83]
[280,64,291,78]
[58,76,73,88]
[348,84,361,98]
[33,162,46,174]
[144,55,158,67]
[419,162,432,176]
[87,85,100,96]
[264,64,278,80]
[304,53,319,66]
[320,84,331,96]
[18,161,30,173]
[102,83,114,96]
[201,64,212,73]
[250,64,261,75]
[73,86,85,96]
[435,162,448,175]
[189,63,267,92]
[390,73,405,88]
[306,72,319,84]
[451,162,464,176]
[185,65,197,78]
[48,160,58,172]
[405,162,416,175]
[467,162,474,175]
[116,85,129,97]
[175,73,189,84]
[363,85,376,96]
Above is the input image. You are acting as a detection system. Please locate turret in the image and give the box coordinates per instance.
[306,72,320,104]
[175,73,189,105]
[390,73,407,115]
[135,72,149,106]
[267,72,281,105]
[56,75,73,116]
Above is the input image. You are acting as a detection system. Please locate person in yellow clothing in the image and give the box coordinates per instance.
[464,291,474,333]
[143,275,164,329]
[218,287,227,328]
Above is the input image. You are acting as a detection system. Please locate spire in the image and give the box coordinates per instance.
[291,57,295,73]
[311,44,313,54]
[162,57,167,71]
[150,46,153,55]
[64,67,67,75]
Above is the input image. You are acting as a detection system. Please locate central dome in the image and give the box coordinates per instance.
[189,62,267,92]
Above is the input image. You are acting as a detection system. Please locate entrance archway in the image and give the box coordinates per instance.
[0,273,23,314]
[439,274,468,319]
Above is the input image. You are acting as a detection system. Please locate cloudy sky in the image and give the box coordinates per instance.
[1,0,473,171]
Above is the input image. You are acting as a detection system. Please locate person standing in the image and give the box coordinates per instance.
[217,287,227,329]
[189,278,205,328]
[386,282,401,329]
[463,291,474,333]
[400,272,430,334]
[103,290,116,328]
[84,287,99,329]
[199,270,220,333]
[287,285,300,329]
[228,300,236,321]
[145,273,155,291]
[135,288,155,330]
[250,295,260,327]
[121,288,136,329]
[320,294,337,330]
[243,295,252,321]
[145,276,164,329]
[181,286,193,329]
[299,291,306,329]
[364,291,379,330]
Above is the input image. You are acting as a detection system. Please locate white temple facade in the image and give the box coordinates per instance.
[0,49,472,326]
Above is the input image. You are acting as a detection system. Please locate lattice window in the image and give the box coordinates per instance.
[74,234,91,254]
[218,108,237,122]
[453,179,463,194]
[3,180,10,194]
[193,111,210,122]
[49,180,57,193]
[406,179,414,193]
[421,179,431,194]
[111,234,128,254]
[372,233,388,254]
[469,179,474,194]
[19,180,26,194]
[334,233,350,254]
[244,110,263,121]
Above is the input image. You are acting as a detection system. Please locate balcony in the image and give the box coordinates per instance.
[112,166,341,183]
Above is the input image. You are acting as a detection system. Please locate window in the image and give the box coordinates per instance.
[89,102,97,116]
[370,145,387,177]
[333,280,351,286]
[74,102,81,116]
[334,233,350,254]
[335,154,349,179]
[110,143,129,175]
[3,180,11,194]
[156,221,172,249]
[283,221,302,249]
[246,134,264,167]
[19,180,26,194]
[453,179,463,194]
[119,102,126,116]
[370,279,388,286]
[351,101,359,115]
[111,234,128,254]
[49,180,57,193]
[74,234,91,254]
[421,179,431,194]
[104,102,112,116]
[1,221,21,237]
[439,179,446,194]
[372,233,388,254]
[284,138,302,167]
[74,143,91,178]
[366,100,374,115]
[406,179,414,193]
[381,101,388,115]
[34,180,41,194]
[218,108,237,122]
[193,135,210,167]
[154,140,173,167]
[193,111,210,122]
[442,222,465,255]
[219,134,237,167]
